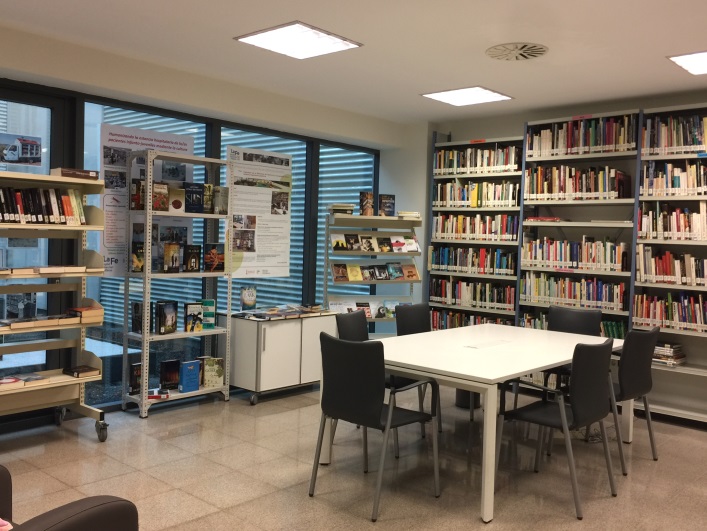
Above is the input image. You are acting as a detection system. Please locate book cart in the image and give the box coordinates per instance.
[121,151,232,418]
[324,213,422,334]
[0,170,108,441]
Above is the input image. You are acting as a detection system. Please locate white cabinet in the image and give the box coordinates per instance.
[301,315,338,383]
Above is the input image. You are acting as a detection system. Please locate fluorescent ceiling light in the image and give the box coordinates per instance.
[422,86,511,106]
[235,21,360,59]
[669,51,707,75]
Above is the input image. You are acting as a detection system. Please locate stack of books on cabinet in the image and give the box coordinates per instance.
[429,137,522,329]
[121,151,232,418]
[0,169,108,441]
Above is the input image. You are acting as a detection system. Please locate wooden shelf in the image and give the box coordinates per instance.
[429,270,516,281]
[633,325,706,338]
[430,238,518,246]
[520,265,630,277]
[0,170,104,194]
[0,369,102,397]
[524,221,633,228]
[639,195,707,201]
[641,153,707,161]
[123,385,228,406]
[637,239,707,246]
[520,300,628,316]
[433,171,522,180]
[525,150,638,163]
[432,206,520,212]
[127,327,228,343]
[524,199,634,206]
[635,282,707,292]
[429,302,515,316]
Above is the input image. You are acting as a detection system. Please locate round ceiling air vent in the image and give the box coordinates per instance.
[485,42,548,61]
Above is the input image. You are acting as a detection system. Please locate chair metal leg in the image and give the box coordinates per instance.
[599,420,618,498]
[331,418,338,446]
[584,424,591,442]
[558,396,583,520]
[643,396,658,461]
[363,426,369,473]
[394,426,400,459]
[309,414,327,496]
[418,386,426,438]
[609,375,627,476]
[534,425,544,472]
[372,404,395,522]
[437,390,443,433]
[432,416,440,497]
[546,427,553,456]
[512,380,520,410]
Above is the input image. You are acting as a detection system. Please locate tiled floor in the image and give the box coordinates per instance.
[2,387,707,530]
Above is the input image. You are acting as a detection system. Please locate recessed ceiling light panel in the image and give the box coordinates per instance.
[486,42,548,61]
[235,21,360,59]
[669,51,707,75]
[422,86,511,107]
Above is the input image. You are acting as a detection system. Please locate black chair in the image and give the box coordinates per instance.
[309,333,440,522]
[395,303,442,434]
[335,309,370,342]
[610,326,660,475]
[503,339,617,520]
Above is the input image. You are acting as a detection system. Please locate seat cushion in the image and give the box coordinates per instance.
[505,400,576,431]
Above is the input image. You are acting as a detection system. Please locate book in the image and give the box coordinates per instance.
[360,191,374,216]
[355,301,372,318]
[386,262,404,280]
[376,237,392,253]
[331,263,349,282]
[203,357,224,388]
[0,376,24,391]
[179,360,201,393]
[196,356,211,385]
[201,299,215,329]
[131,179,145,210]
[240,286,257,311]
[204,243,225,272]
[213,186,230,215]
[404,236,420,252]
[131,242,145,272]
[183,244,201,272]
[203,183,214,214]
[152,183,169,211]
[184,302,203,332]
[360,265,376,281]
[374,264,389,280]
[34,266,65,274]
[156,300,178,334]
[56,314,81,326]
[390,235,407,252]
[50,168,99,179]
[69,189,86,225]
[328,203,355,214]
[182,182,204,213]
[62,365,100,378]
[147,388,170,400]
[160,359,180,390]
[131,301,145,333]
[162,242,181,273]
[66,305,104,318]
[346,264,363,281]
[330,233,347,251]
[128,362,141,395]
[168,186,185,213]
[344,234,361,251]
[359,235,379,253]
[378,194,395,216]
[401,263,420,280]
[13,373,51,387]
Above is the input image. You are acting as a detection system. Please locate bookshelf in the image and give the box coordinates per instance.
[324,213,421,330]
[121,151,232,418]
[0,169,108,441]
[428,136,522,330]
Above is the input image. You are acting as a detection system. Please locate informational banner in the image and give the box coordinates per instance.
[0,132,42,166]
[100,124,194,276]
[227,146,291,278]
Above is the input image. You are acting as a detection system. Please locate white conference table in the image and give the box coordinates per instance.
[320,323,623,523]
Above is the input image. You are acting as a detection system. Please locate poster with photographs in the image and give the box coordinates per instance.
[100,124,194,276]
[227,146,292,278]
[0,133,42,167]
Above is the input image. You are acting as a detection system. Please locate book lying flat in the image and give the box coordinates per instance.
[63,365,100,378]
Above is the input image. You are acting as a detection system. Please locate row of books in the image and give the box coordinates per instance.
[131,242,225,273]
[330,233,420,253]
[639,160,707,196]
[0,366,101,391]
[633,293,706,332]
[520,237,629,272]
[433,145,520,175]
[641,114,707,154]
[428,246,517,276]
[430,309,514,331]
[328,300,404,319]
[432,181,520,208]
[523,165,631,200]
[652,343,686,367]
[331,262,420,282]
[525,114,638,158]
[636,245,707,285]
[0,306,103,330]
[429,279,515,311]
[127,357,224,396]
[130,299,215,335]
[234,304,329,321]
[359,192,396,216]
[431,213,520,241]
[519,273,627,312]
[131,180,229,214]
[0,187,87,225]
[637,201,707,241]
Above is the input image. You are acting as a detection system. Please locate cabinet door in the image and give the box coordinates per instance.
[230,318,259,390]
[259,320,302,391]
[300,315,337,384]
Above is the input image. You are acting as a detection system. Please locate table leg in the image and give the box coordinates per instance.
[621,398,634,443]
[480,386,497,523]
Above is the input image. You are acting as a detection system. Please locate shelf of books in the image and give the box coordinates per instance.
[121,150,232,418]
[428,135,523,330]
[631,103,707,421]
[0,168,108,441]
[519,110,639,339]
[324,202,421,332]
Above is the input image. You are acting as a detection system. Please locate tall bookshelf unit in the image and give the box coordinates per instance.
[428,137,523,329]
[121,151,232,418]
[324,213,422,332]
[633,103,707,421]
[520,110,640,338]
[0,170,108,441]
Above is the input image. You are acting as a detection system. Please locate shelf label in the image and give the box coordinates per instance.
[572,114,593,120]
[697,152,707,158]
[468,139,486,144]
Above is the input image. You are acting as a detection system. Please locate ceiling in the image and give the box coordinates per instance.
[3,0,707,125]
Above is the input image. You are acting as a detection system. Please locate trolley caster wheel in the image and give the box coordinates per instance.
[54,407,66,426]
[95,421,109,442]
[250,394,258,406]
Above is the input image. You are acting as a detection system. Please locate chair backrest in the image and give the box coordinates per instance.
[618,327,659,400]
[320,332,385,429]
[395,302,431,336]
[335,309,369,341]
[548,306,602,336]
[568,338,613,428]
